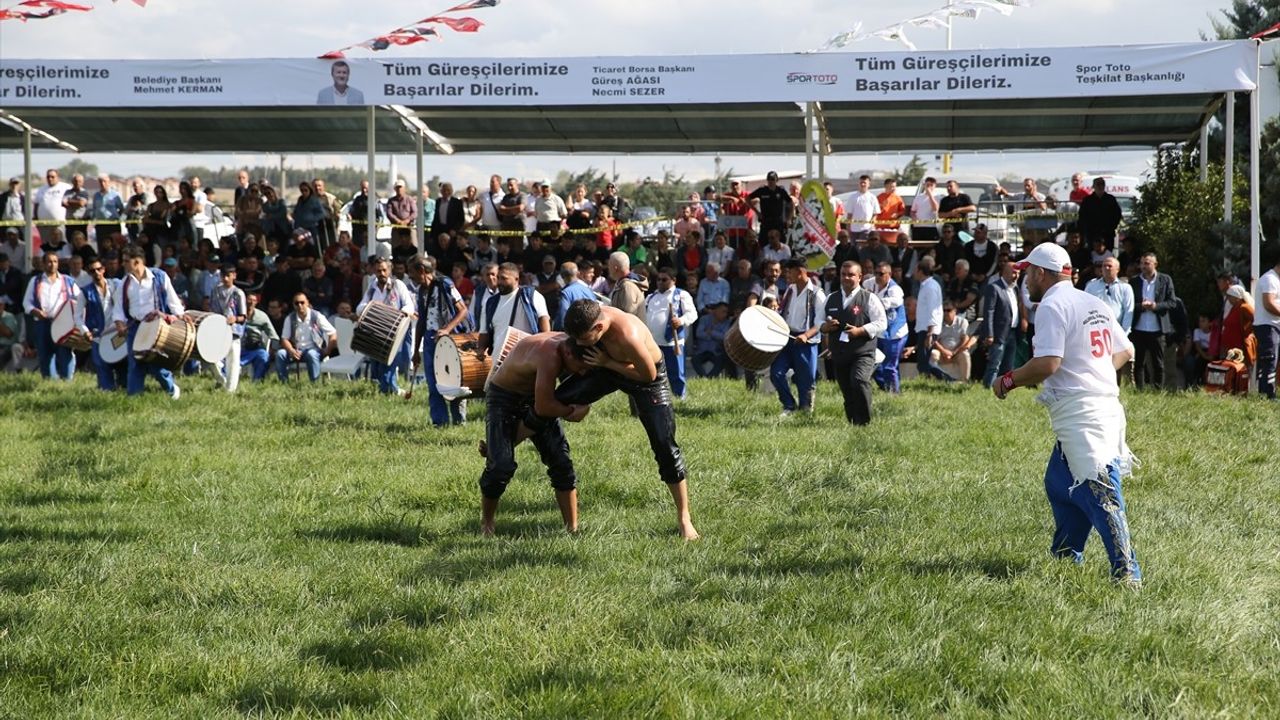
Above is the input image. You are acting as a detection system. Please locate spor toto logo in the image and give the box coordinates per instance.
[787,72,838,85]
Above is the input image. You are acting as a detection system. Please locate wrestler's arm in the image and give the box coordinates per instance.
[533,351,583,420]
[593,324,658,383]
[1011,355,1061,388]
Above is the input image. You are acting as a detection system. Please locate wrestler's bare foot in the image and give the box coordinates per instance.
[478,440,487,458]
[481,497,498,537]
[481,522,495,537]
[678,518,700,541]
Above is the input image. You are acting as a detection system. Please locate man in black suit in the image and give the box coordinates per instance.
[981,259,1021,388]
[1129,252,1177,389]
[430,181,465,240]
[820,260,887,425]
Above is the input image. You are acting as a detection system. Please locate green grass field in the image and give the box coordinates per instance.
[1,372,1278,718]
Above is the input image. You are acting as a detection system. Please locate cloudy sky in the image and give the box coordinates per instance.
[0,0,1237,187]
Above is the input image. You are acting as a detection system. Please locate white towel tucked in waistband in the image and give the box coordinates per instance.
[1035,388,1138,485]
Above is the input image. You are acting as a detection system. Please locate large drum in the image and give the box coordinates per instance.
[484,327,528,393]
[132,316,196,371]
[185,310,233,363]
[97,326,130,365]
[724,305,790,371]
[352,301,410,366]
[433,332,491,399]
[50,302,91,352]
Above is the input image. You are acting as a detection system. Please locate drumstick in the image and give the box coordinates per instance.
[405,360,418,400]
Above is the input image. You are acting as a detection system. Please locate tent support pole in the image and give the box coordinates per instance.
[22,126,33,275]
[367,106,376,260]
[1224,91,1234,227]
[416,131,425,252]
[818,127,827,182]
[1199,121,1209,183]
[805,103,814,179]
[1250,86,1261,282]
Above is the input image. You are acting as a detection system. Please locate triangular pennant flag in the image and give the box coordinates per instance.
[906,11,950,30]
[819,22,864,50]
[419,15,482,32]
[871,24,916,51]
[443,0,497,11]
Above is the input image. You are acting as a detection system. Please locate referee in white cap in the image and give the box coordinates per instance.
[994,242,1142,587]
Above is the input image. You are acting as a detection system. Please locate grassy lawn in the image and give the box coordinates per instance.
[0,372,1277,718]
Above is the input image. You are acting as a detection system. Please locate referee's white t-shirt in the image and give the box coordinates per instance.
[485,289,549,345]
[1255,269,1280,329]
[1033,281,1131,396]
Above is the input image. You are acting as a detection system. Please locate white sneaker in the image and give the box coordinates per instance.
[170,383,181,400]
[778,410,793,419]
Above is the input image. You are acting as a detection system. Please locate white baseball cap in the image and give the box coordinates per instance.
[1014,243,1072,273]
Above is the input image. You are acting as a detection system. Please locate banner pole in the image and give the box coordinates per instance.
[22,126,33,275]
[367,106,376,261]
[416,130,425,253]
[1250,84,1261,282]
[1224,91,1234,227]
[805,103,814,179]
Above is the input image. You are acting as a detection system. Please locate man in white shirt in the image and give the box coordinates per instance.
[1085,257,1134,333]
[533,181,567,236]
[208,264,247,393]
[34,169,70,238]
[411,258,470,426]
[276,292,337,383]
[356,256,416,395]
[772,259,827,416]
[478,262,551,356]
[909,176,940,242]
[912,256,954,382]
[996,242,1142,588]
[760,229,792,267]
[644,269,698,400]
[1254,248,1280,399]
[821,261,886,424]
[479,174,504,239]
[846,174,881,241]
[933,301,976,382]
[706,232,734,272]
[111,245,188,398]
[22,251,81,380]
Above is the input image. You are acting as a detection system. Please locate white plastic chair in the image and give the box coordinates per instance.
[320,317,365,379]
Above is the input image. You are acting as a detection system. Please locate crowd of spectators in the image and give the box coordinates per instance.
[1,167,1276,401]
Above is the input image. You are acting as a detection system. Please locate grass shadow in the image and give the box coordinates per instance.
[298,521,433,548]
[404,543,586,586]
[724,551,865,579]
[299,630,429,673]
[903,555,1030,581]
[230,674,381,714]
[0,568,45,595]
[5,488,104,507]
[0,525,140,544]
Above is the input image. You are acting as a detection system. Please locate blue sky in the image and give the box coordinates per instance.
[0,0,1236,186]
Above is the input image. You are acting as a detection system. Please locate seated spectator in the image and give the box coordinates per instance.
[622,231,648,268]
[932,301,975,381]
[450,264,474,302]
[1184,313,1213,389]
[303,259,334,314]
[1214,284,1256,368]
[760,229,791,267]
[0,294,19,371]
[651,232,676,274]
[692,302,732,377]
[583,261,609,295]
[728,258,761,313]
[275,293,337,383]
[287,228,320,273]
[391,231,420,266]
[695,262,730,312]
[240,293,279,381]
[334,300,356,322]
[324,230,357,268]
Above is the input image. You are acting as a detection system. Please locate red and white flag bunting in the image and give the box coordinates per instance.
[0,0,93,22]
[321,0,498,58]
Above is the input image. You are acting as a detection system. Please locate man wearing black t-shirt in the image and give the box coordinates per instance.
[497,177,526,234]
[938,180,976,234]
[749,171,793,237]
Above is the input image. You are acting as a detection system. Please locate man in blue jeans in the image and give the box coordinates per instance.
[276,293,336,383]
[771,259,827,415]
[982,260,1020,388]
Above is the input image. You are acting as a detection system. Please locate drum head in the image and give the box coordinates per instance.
[50,303,76,343]
[98,327,129,364]
[433,334,465,387]
[874,348,886,366]
[194,315,232,362]
[736,306,789,352]
[133,318,162,355]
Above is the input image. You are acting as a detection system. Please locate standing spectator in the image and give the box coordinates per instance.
[645,269,698,399]
[431,182,465,239]
[937,180,976,234]
[312,178,340,249]
[1085,257,1134,334]
[35,169,71,241]
[718,179,752,246]
[749,171,792,239]
[933,301,976,383]
[385,180,416,245]
[700,186,719,239]
[875,178,907,245]
[420,184,437,231]
[981,260,1021,388]
[598,181,632,223]
[1067,172,1091,204]
[169,181,199,247]
[1252,249,1280,399]
[821,260,886,424]
[913,256,954,382]
[260,185,291,245]
[460,184,483,233]
[292,182,326,240]
[846,175,880,241]
[607,252,646,318]
[1001,178,1051,246]
[496,177,526,237]
[824,181,845,229]
[1,178,25,246]
[479,174,504,240]
[123,179,150,244]
[866,261,907,394]
[235,184,264,241]
[62,174,92,244]
[772,259,826,416]
[910,176,940,243]
[1128,252,1176,390]
[233,170,251,204]
[1078,177,1124,250]
[533,181,568,236]
[565,185,595,232]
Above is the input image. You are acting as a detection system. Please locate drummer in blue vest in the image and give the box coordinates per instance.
[478,262,550,356]
[644,268,698,399]
[22,252,82,381]
[81,256,127,391]
[111,245,189,398]
[864,261,908,393]
[356,256,416,395]
[411,257,470,426]
[772,259,827,417]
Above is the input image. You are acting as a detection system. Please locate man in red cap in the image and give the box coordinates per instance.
[994,242,1142,588]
